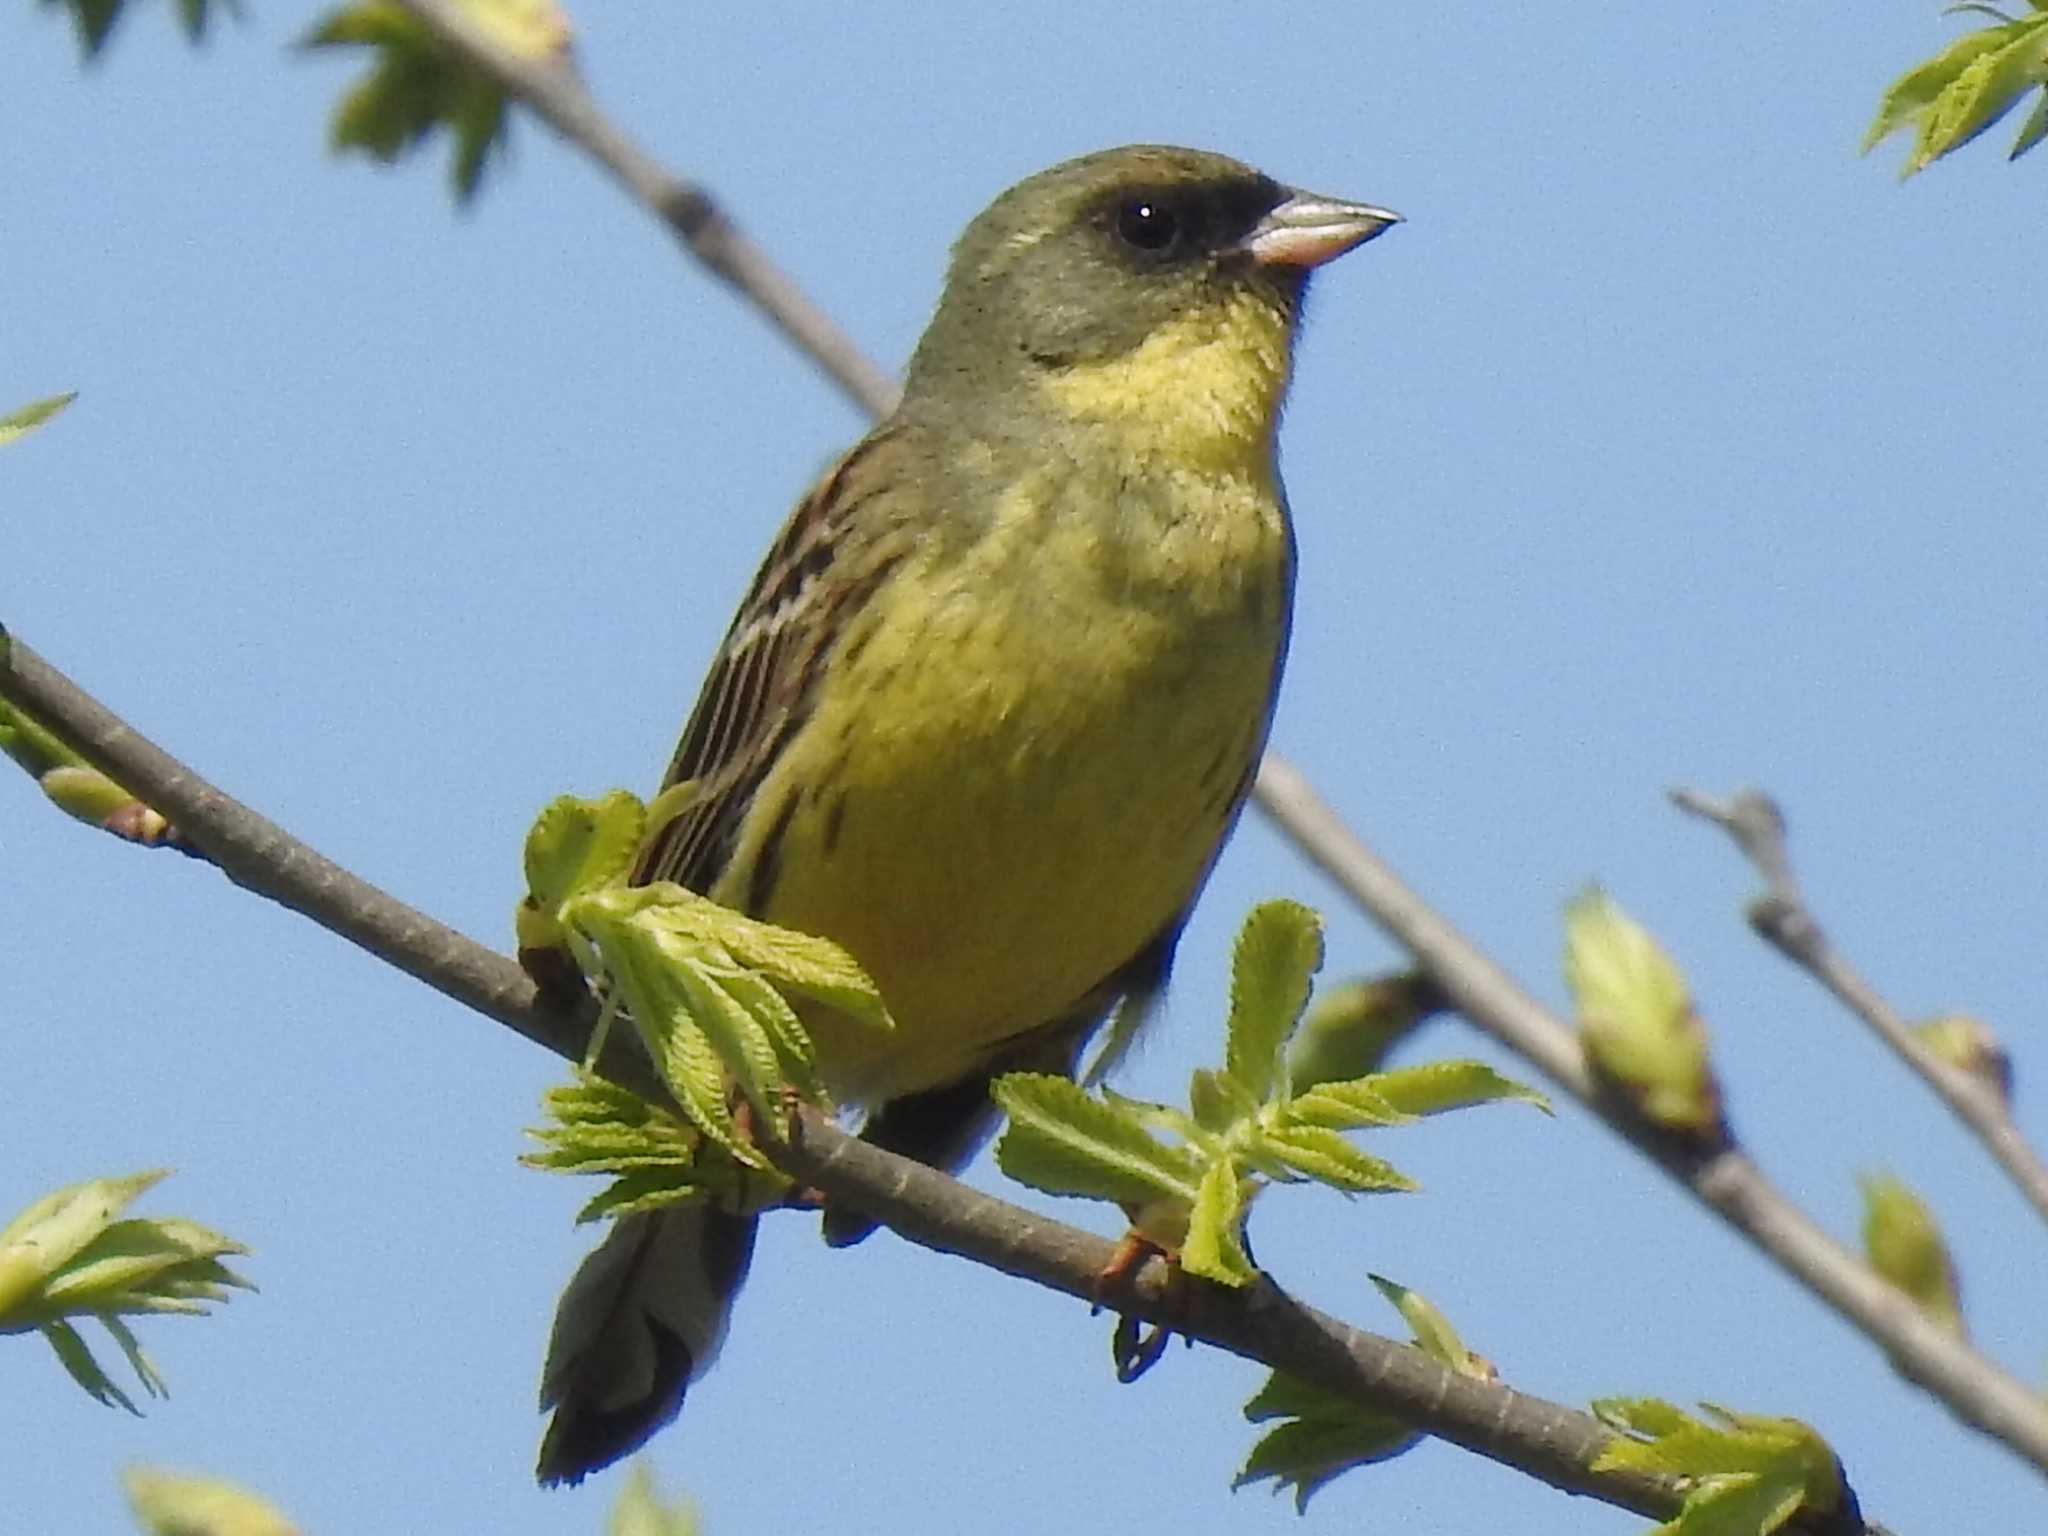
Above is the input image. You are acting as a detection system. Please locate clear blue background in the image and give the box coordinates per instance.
[5,4,2043,1531]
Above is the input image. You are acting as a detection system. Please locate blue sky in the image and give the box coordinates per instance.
[6,4,2044,1532]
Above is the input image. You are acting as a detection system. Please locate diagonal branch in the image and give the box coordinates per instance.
[1671,785,2048,1227]
[0,627,656,1101]
[1,624,1813,1530]
[1253,755,2048,1476]
[22,0,2048,1485]
[389,0,898,420]
[17,0,2040,1500]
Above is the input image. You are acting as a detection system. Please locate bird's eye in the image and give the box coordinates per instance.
[1114,198,1182,253]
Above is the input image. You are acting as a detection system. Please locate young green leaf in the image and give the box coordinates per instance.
[1187,1066,1259,1135]
[1865,24,2017,151]
[1236,1278,1487,1507]
[1564,888,1722,1140]
[523,791,646,915]
[1859,1171,1965,1336]
[1866,11,2048,175]
[1285,972,1441,1092]
[1369,1275,1491,1377]
[1180,1157,1256,1285]
[993,1073,1203,1207]
[1234,1408,1416,1512]
[1284,1075,1411,1131]
[305,0,568,203]
[0,1172,251,1413]
[560,882,888,1163]
[1592,1399,1849,1536]
[1914,1012,2011,1103]
[606,1461,702,1536]
[1255,1124,1416,1194]
[1223,899,1324,1101]
[1362,1060,1549,1120]
[0,391,76,446]
[0,699,174,845]
[124,1465,300,1536]
[648,884,894,1035]
[2011,86,2048,157]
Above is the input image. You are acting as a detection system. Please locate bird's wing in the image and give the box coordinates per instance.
[634,423,911,898]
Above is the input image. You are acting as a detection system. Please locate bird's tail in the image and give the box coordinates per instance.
[535,1203,758,1485]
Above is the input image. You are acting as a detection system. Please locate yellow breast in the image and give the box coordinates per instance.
[715,453,1293,1107]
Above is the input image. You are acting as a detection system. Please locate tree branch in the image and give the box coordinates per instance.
[1,624,1797,1529]
[389,0,899,420]
[1253,755,2048,1476]
[17,0,2039,1506]
[1670,785,2048,1227]
[0,628,659,1103]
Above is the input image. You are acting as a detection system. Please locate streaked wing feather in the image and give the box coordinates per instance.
[635,427,906,895]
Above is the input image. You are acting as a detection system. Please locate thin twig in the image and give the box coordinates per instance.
[1253,754,2048,1475]
[0,628,1817,1530]
[1671,785,2048,1227]
[0,629,661,1101]
[389,0,899,420]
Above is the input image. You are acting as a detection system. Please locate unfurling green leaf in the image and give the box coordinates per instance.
[1565,888,1723,1139]
[1234,1403,1415,1512]
[1865,10,2048,175]
[1592,1399,1848,1536]
[124,1465,300,1536]
[0,698,177,844]
[523,791,645,915]
[1914,1012,2012,1103]
[1224,899,1324,1101]
[305,0,571,203]
[1356,1059,1553,1120]
[1180,1157,1256,1285]
[1236,1278,1489,1508]
[1256,1124,1415,1193]
[1369,1274,1493,1378]
[1859,1171,1965,1336]
[1286,971,1441,1091]
[560,881,890,1163]
[606,1461,702,1536]
[994,902,1547,1297]
[993,1074,1202,1207]
[525,1076,724,1221]
[0,1172,251,1412]
[517,789,644,958]
[521,792,891,1211]
[0,391,76,446]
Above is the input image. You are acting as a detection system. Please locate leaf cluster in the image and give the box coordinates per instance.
[1564,888,1724,1142]
[1235,1276,1493,1510]
[1592,1399,1851,1536]
[521,792,891,1210]
[1858,1171,1965,1337]
[0,1171,252,1413]
[125,1465,300,1536]
[1866,5,2048,175]
[994,901,1546,1286]
[304,0,571,201]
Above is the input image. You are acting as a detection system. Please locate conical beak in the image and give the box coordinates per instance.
[1240,190,1403,269]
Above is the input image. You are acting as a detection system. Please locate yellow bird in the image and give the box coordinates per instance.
[537,143,1397,1483]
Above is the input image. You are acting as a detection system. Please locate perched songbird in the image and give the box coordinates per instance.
[536,143,1398,1483]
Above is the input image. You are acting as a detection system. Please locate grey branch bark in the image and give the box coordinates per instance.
[1670,785,2048,1227]
[10,0,2041,1507]
[390,0,898,420]
[1255,755,2048,1476]
[1,625,1794,1529]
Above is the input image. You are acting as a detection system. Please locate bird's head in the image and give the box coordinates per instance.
[903,144,1399,451]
